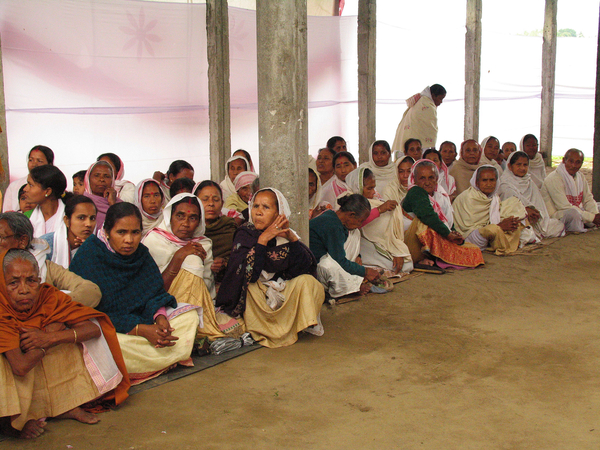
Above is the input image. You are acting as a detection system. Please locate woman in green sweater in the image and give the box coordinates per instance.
[309,194,381,297]
[403,160,484,271]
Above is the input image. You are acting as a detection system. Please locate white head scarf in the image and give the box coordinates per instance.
[248,188,291,224]
[359,141,396,194]
[134,178,166,236]
[519,134,545,187]
[469,164,501,225]
[308,157,322,210]
[220,155,251,200]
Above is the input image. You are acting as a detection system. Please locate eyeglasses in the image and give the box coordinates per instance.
[0,234,15,242]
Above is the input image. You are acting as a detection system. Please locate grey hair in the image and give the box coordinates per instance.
[3,249,39,275]
[564,148,584,160]
[476,166,499,182]
[0,212,33,249]
[413,160,439,179]
[251,176,260,193]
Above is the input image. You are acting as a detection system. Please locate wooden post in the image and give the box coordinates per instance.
[256,0,309,242]
[0,35,9,195]
[357,0,376,164]
[464,0,482,141]
[206,0,231,182]
[541,0,558,167]
[592,6,600,199]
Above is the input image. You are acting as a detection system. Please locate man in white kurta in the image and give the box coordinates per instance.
[541,149,600,232]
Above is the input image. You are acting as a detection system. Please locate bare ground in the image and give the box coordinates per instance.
[5,231,600,450]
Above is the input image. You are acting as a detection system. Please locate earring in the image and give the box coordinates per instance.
[45,194,48,197]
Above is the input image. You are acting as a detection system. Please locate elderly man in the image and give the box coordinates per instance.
[449,139,482,196]
[0,212,100,307]
[453,165,537,255]
[0,249,129,439]
[541,148,600,232]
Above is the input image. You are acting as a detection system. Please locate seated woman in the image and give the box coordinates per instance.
[70,203,200,384]
[134,178,166,237]
[220,155,251,202]
[224,171,258,213]
[402,160,485,271]
[40,195,97,268]
[24,165,69,238]
[498,151,565,240]
[97,153,135,203]
[383,155,414,204]
[143,193,232,340]
[327,135,347,153]
[310,194,382,298]
[232,149,256,173]
[83,161,122,231]
[215,188,325,348]
[449,139,482,196]
[316,147,337,188]
[153,160,195,203]
[0,212,101,307]
[320,151,357,207]
[479,136,504,175]
[439,141,458,169]
[3,145,54,213]
[0,249,129,439]
[453,165,536,255]
[520,134,546,188]
[423,148,456,198]
[345,168,413,275]
[359,140,396,195]
[195,181,238,281]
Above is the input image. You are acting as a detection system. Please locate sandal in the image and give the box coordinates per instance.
[413,262,446,274]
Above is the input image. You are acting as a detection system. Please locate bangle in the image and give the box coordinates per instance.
[73,328,78,344]
[38,347,46,356]
[135,324,139,336]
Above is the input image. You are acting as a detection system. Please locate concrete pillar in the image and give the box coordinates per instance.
[256,1,309,242]
[541,0,558,167]
[464,0,482,141]
[357,0,376,164]
[206,0,231,182]
[0,35,9,195]
[592,6,600,199]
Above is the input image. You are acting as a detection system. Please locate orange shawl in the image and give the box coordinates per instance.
[0,250,130,405]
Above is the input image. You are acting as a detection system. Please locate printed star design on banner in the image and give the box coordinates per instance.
[120,7,161,60]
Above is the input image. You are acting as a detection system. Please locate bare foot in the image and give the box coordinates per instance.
[418,258,435,267]
[359,282,371,296]
[55,407,99,425]
[18,419,47,439]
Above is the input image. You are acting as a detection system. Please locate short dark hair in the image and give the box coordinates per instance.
[509,151,530,165]
[72,170,87,181]
[166,160,194,178]
[430,84,447,97]
[29,145,54,165]
[439,141,457,152]
[194,180,223,199]
[337,193,370,216]
[65,195,97,219]
[564,148,584,160]
[326,136,345,151]
[423,148,442,161]
[17,184,27,200]
[333,151,356,167]
[404,138,422,152]
[104,202,142,232]
[169,177,195,199]
[372,140,391,154]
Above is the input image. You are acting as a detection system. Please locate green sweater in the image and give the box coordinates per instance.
[309,210,366,277]
[402,186,451,237]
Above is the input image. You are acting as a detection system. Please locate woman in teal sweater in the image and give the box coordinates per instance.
[310,194,381,297]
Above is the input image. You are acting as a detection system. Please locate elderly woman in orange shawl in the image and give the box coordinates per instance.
[0,249,129,439]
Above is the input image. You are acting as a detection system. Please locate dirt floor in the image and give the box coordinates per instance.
[5,231,600,450]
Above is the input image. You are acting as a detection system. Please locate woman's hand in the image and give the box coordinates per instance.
[365,267,381,282]
[104,187,118,206]
[392,256,404,273]
[446,231,464,245]
[377,200,398,214]
[19,327,55,353]
[175,242,207,262]
[211,257,227,274]
[153,171,165,183]
[257,215,292,245]
[498,216,520,232]
[526,207,540,225]
[138,316,178,348]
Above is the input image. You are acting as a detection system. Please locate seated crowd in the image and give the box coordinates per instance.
[1,135,598,439]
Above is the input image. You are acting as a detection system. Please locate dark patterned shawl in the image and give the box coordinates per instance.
[70,234,176,333]
[214,222,317,317]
